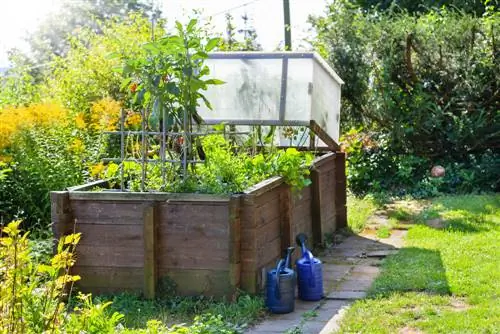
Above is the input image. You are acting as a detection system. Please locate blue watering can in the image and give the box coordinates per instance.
[296,233,323,301]
[265,247,295,314]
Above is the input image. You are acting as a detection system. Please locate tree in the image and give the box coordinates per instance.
[220,13,262,51]
[28,0,158,64]
[351,0,493,15]
[0,50,40,108]
[311,1,499,195]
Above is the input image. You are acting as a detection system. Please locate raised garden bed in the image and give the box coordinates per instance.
[51,152,346,298]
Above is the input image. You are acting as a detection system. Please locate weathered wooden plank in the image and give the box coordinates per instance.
[71,201,148,220]
[157,269,233,298]
[69,191,231,202]
[291,197,312,219]
[75,218,143,225]
[254,188,281,209]
[75,224,143,247]
[240,200,257,230]
[291,186,312,206]
[244,176,283,197]
[335,152,347,229]
[254,196,281,228]
[255,217,281,248]
[311,152,336,169]
[310,168,323,246]
[158,247,229,270]
[229,263,241,288]
[240,250,257,269]
[158,224,229,238]
[279,186,292,252]
[240,227,257,250]
[75,245,144,268]
[309,120,341,151]
[158,236,229,250]
[76,286,142,295]
[143,205,156,299]
[240,271,258,294]
[228,196,241,288]
[51,191,73,241]
[67,179,110,192]
[256,236,281,268]
[72,266,143,289]
[158,202,229,229]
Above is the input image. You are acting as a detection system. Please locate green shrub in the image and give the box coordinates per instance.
[0,127,86,230]
[312,3,500,197]
[0,220,123,333]
[343,129,500,197]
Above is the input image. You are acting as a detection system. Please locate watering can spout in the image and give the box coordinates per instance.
[284,246,295,269]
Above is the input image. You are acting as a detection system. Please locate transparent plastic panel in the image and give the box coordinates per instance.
[197,53,343,147]
[311,61,341,143]
[284,59,313,121]
[198,59,282,121]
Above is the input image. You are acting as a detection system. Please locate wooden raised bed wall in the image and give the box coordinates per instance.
[51,152,346,297]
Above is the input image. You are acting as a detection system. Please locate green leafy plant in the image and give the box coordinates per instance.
[313,3,500,197]
[0,220,127,333]
[120,18,223,184]
[102,134,314,194]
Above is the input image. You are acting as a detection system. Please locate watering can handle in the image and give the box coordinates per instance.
[306,251,316,288]
[275,259,285,300]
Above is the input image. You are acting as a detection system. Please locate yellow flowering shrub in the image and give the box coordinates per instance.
[69,138,85,155]
[0,103,69,151]
[125,110,142,130]
[89,97,121,131]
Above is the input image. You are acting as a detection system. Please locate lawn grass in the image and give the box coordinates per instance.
[347,194,378,233]
[338,194,500,333]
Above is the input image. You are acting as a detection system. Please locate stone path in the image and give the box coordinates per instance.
[246,224,407,334]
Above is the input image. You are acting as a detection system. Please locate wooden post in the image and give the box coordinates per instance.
[283,0,292,50]
[240,194,257,293]
[279,185,292,253]
[143,205,156,299]
[335,152,347,229]
[50,191,73,252]
[310,168,323,246]
[228,196,241,297]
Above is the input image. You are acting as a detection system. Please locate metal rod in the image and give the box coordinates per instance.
[141,109,147,191]
[161,105,166,190]
[201,119,310,126]
[103,158,204,164]
[283,0,292,50]
[279,57,289,122]
[103,130,250,136]
[103,131,163,135]
[120,108,125,191]
[207,52,313,59]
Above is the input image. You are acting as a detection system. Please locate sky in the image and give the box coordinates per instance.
[0,0,329,68]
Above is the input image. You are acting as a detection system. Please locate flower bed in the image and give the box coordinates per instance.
[51,152,346,298]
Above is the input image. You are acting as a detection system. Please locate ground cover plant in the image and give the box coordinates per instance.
[338,194,500,333]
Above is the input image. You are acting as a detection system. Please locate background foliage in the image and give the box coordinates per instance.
[311,1,499,197]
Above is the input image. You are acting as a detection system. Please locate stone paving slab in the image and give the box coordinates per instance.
[349,271,379,280]
[366,250,399,257]
[351,265,381,274]
[302,321,329,334]
[326,290,368,300]
[246,219,406,334]
[336,279,373,291]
